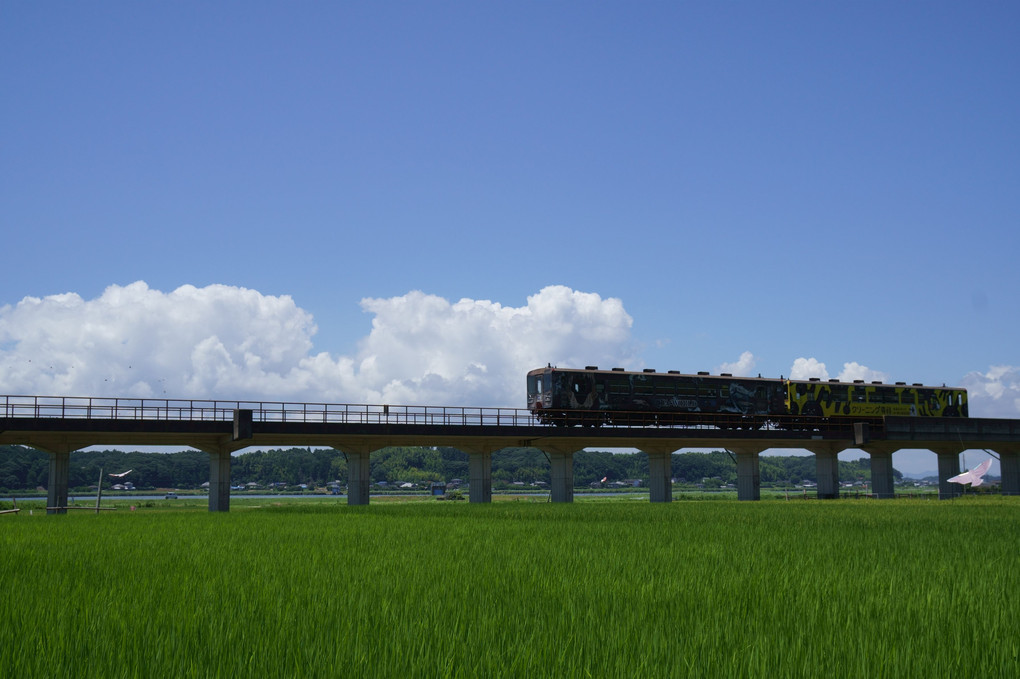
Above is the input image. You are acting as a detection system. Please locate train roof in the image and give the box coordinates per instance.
[528,366,784,382]
[528,366,964,390]
[787,376,965,390]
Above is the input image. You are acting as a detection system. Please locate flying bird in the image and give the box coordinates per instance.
[947,459,993,487]
[108,469,133,478]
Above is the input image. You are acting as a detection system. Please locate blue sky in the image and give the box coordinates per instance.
[2,3,1017,474]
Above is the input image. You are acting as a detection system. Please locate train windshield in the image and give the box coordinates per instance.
[527,373,543,395]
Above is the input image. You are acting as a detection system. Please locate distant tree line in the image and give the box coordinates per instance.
[0,444,898,492]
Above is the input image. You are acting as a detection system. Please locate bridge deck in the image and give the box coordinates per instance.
[2,394,1020,451]
[3,395,1019,509]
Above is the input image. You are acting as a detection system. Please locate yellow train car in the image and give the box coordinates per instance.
[786,379,968,419]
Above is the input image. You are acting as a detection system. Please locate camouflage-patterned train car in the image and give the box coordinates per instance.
[526,366,968,427]
[786,378,967,419]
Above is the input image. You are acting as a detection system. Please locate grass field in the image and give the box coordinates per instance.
[2,497,1018,678]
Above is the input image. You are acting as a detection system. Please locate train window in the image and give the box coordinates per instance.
[829,386,848,401]
[853,389,867,402]
[609,379,629,395]
[873,389,898,404]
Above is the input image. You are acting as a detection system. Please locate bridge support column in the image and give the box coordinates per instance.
[932,446,963,499]
[344,447,373,506]
[469,451,492,503]
[864,446,896,499]
[806,443,843,499]
[997,447,1020,496]
[207,450,232,512]
[460,445,497,503]
[45,447,72,515]
[541,447,574,503]
[729,446,763,501]
[643,447,674,503]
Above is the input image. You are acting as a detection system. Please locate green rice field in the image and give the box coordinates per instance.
[2,497,1018,678]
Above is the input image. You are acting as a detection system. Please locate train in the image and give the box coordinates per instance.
[526,365,968,427]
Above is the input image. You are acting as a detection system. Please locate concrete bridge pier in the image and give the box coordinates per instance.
[38,444,75,514]
[863,445,897,498]
[206,450,232,512]
[932,446,963,499]
[805,443,843,499]
[728,446,764,501]
[459,445,497,503]
[196,412,253,513]
[340,445,375,505]
[642,446,675,503]
[192,442,234,512]
[998,447,1019,495]
[540,445,575,503]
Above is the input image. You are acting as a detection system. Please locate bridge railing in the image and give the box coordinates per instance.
[0,395,543,427]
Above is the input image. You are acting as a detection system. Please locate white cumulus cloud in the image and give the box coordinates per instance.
[790,357,828,380]
[717,351,756,376]
[836,362,889,384]
[0,282,636,407]
[353,286,634,405]
[961,365,1020,418]
[789,358,888,384]
[0,282,317,398]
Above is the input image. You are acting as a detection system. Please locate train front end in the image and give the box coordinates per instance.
[527,366,554,422]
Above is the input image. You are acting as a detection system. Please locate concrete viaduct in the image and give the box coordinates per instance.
[2,396,1018,512]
